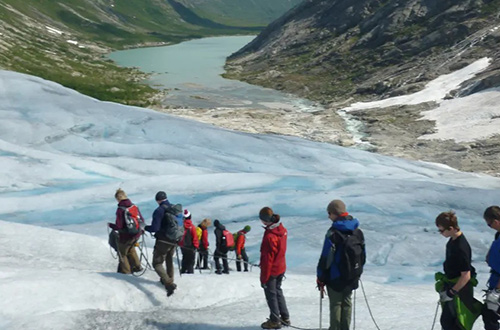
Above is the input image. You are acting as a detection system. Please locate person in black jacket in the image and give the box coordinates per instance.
[144,191,182,297]
[213,219,229,275]
[435,211,476,330]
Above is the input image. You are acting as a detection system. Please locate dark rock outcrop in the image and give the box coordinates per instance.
[226,0,500,105]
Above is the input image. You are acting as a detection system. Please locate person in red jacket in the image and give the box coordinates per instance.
[259,206,290,329]
[196,218,211,270]
[108,188,143,274]
[236,225,251,272]
[179,209,199,274]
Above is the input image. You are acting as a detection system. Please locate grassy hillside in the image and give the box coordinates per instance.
[0,0,297,106]
[177,0,302,27]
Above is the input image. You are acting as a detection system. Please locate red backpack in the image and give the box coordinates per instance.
[223,229,235,248]
[119,205,142,235]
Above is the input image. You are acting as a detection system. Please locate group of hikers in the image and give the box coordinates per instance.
[108,187,500,330]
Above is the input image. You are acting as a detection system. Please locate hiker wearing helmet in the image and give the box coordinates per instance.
[144,191,183,297]
[196,218,211,270]
[213,219,230,275]
[316,199,365,330]
[108,188,143,274]
[236,225,251,272]
[435,211,480,330]
[482,206,500,330]
[259,207,290,329]
[179,209,199,274]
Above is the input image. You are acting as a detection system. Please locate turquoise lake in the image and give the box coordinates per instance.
[109,36,321,111]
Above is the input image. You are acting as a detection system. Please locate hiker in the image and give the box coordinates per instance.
[196,218,211,270]
[483,206,500,330]
[179,209,199,274]
[316,199,365,330]
[259,206,290,329]
[214,219,230,275]
[144,191,183,297]
[108,188,144,274]
[235,225,251,272]
[435,211,480,330]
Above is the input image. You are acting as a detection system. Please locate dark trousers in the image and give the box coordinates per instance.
[264,273,289,322]
[196,247,209,269]
[152,240,175,288]
[236,248,249,271]
[214,249,229,273]
[181,247,195,274]
[483,304,500,330]
[441,282,474,330]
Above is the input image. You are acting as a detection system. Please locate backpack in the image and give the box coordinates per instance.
[222,229,235,249]
[119,205,143,235]
[161,204,184,242]
[335,229,365,283]
[228,232,239,251]
[182,227,193,248]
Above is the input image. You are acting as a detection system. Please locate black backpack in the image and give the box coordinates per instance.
[183,227,193,248]
[161,204,184,242]
[334,228,365,283]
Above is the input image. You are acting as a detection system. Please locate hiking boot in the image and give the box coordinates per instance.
[166,283,177,297]
[215,269,222,275]
[132,266,144,273]
[261,319,281,329]
[281,318,290,326]
[222,270,230,274]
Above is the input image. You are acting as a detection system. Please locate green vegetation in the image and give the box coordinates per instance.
[0,0,298,105]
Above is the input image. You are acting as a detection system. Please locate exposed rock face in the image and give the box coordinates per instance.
[226,0,500,104]
[223,0,500,176]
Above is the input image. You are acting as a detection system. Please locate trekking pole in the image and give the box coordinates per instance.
[197,250,202,274]
[175,246,182,277]
[430,300,440,330]
[319,289,323,330]
[353,289,356,330]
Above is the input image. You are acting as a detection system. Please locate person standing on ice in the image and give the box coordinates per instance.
[179,209,199,274]
[235,225,251,272]
[316,199,365,330]
[259,206,290,329]
[144,191,183,297]
[108,188,144,274]
[482,206,500,330]
[213,219,230,274]
[435,211,481,330]
[196,218,211,270]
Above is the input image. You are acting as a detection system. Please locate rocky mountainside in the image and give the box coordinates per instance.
[221,0,500,176]
[226,0,500,105]
[0,0,296,105]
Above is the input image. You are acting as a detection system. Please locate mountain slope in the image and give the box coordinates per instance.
[225,0,500,104]
[0,0,297,105]
[177,0,303,27]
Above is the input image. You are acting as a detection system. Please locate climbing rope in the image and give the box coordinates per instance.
[360,279,382,330]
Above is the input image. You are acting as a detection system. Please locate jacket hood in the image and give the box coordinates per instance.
[118,199,132,207]
[183,219,193,229]
[332,216,359,232]
[266,223,286,237]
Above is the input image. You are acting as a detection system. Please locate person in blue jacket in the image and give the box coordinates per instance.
[316,199,365,330]
[483,206,500,330]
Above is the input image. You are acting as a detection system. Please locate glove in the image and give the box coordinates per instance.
[261,282,267,289]
[316,278,326,297]
[485,289,500,312]
[108,222,117,230]
[237,255,242,260]
[440,288,457,303]
[316,278,325,290]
